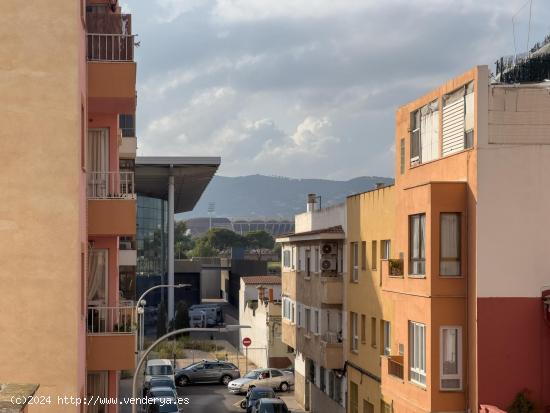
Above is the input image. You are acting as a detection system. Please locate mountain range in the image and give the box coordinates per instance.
[179,175,394,220]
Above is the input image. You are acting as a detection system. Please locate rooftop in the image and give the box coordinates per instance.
[242,275,282,285]
[0,383,39,413]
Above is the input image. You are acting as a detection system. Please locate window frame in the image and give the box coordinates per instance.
[383,320,391,356]
[350,312,359,352]
[440,326,463,391]
[409,321,427,386]
[371,241,378,270]
[351,242,359,282]
[440,213,461,277]
[360,314,366,344]
[361,241,367,271]
[409,214,426,277]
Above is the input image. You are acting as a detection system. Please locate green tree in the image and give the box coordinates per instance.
[187,237,217,258]
[175,221,195,258]
[205,228,246,252]
[245,230,275,260]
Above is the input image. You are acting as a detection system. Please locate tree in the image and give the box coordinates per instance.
[173,300,190,330]
[205,228,246,252]
[156,301,167,337]
[187,237,217,258]
[245,230,275,260]
[175,221,195,258]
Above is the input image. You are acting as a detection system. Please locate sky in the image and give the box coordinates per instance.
[126,0,550,179]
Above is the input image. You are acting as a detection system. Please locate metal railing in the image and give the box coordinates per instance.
[388,356,404,379]
[87,306,136,334]
[87,33,135,61]
[87,171,135,199]
[322,331,343,345]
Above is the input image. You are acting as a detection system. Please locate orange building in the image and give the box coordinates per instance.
[372,65,550,413]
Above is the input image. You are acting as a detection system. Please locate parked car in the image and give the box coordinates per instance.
[175,360,240,386]
[228,368,294,394]
[145,397,180,413]
[145,359,175,385]
[251,398,291,413]
[239,387,276,413]
[147,386,178,400]
[143,378,177,397]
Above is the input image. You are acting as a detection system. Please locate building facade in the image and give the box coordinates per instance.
[348,66,550,413]
[277,198,347,413]
[238,276,294,369]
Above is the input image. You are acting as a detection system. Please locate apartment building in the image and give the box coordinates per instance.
[346,186,395,413]
[238,276,294,368]
[277,196,347,413]
[358,65,550,413]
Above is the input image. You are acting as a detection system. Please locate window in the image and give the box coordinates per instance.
[409,321,426,386]
[320,366,326,392]
[297,304,303,328]
[350,312,359,351]
[441,326,462,390]
[361,241,367,271]
[291,246,296,269]
[297,247,302,271]
[351,242,359,282]
[364,400,374,413]
[371,241,377,270]
[410,101,439,166]
[314,309,320,335]
[119,114,135,137]
[371,317,377,347]
[349,382,359,413]
[440,213,461,276]
[314,247,319,272]
[81,251,86,317]
[291,302,295,324]
[271,369,283,377]
[305,308,311,334]
[443,82,474,156]
[409,214,426,276]
[283,249,290,268]
[283,298,291,320]
[381,401,392,413]
[400,138,405,174]
[381,240,391,260]
[305,249,311,277]
[361,315,366,344]
[383,321,391,356]
[81,103,86,171]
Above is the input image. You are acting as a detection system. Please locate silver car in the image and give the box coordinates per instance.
[175,360,241,386]
[227,368,294,394]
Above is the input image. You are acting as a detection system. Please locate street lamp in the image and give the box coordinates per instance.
[131,325,250,413]
[134,284,191,366]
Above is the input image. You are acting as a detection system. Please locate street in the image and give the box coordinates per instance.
[178,384,244,413]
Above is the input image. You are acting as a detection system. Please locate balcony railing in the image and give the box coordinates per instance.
[322,331,343,344]
[87,306,136,334]
[388,356,404,380]
[87,171,135,199]
[87,33,135,62]
[388,259,404,277]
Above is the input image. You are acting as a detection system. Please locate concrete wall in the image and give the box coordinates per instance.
[0,1,87,411]
[476,84,550,410]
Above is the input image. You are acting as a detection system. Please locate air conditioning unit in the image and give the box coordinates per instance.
[321,258,337,271]
[322,243,336,255]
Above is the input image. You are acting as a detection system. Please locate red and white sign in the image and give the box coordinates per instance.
[242,337,252,347]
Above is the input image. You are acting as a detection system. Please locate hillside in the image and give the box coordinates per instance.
[180,175,394,220]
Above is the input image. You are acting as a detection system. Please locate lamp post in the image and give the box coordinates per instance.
[131,325,250,413]
[134,284,191,366]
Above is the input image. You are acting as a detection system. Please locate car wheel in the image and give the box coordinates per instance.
[279,382,289,392]
[221,375,232,386]
[240,399,247,409]
[177,376,189,387]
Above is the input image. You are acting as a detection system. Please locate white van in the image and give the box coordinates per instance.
[144,359,175,386]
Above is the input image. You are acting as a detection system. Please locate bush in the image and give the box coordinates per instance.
[508,391,535,413]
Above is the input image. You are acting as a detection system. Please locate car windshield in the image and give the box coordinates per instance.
[244,371,261,379]
[158,401,179,413]
[150,380,173,388]
[251,390,275,400]
[260,404,288,413]
[147,365,173,375]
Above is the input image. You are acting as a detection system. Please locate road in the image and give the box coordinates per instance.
[178,384,243,413]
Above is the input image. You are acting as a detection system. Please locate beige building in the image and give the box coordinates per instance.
[238,276,293,368]
[277,196,347,413]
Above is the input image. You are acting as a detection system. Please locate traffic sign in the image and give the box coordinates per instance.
[242,337,252,347]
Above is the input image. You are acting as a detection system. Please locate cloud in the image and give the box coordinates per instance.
[132,0,550,179]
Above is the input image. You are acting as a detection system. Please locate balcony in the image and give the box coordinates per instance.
[386,355,404,380]
[320,332,344,369]
[87,34,135,62]
[86,306,136,371]
[321,276,343,304]
[119,136,137,158]
[88,172,136,236]
[87,171,135,199]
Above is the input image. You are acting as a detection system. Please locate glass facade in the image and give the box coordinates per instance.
[136,195,168,278]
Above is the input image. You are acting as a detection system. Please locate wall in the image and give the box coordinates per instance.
[0,1,86,411]
[295,203,347,233]
[476,84,550,410]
